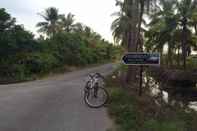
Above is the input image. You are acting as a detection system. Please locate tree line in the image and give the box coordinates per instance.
[0,7,120,83]
[111,0,197,84]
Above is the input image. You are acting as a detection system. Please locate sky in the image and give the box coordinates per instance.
[1,0,119,42]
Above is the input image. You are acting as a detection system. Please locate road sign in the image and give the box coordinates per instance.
[122,53,160,66]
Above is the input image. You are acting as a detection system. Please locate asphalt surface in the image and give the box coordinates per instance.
[0,63,116,131]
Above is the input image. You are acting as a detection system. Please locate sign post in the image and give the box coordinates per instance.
[122,53,160,96]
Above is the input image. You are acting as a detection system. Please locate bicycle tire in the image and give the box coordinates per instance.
[84,87,109,108]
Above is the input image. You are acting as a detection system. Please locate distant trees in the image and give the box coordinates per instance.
[0,8,120,83]
[145,0,197,68]
[36,7,60,37]
[59,13,75,33]
[145,0,178,66]
[111,0,157,51]
[112,0,197,70]
[177,0,197,69]
[0,8,15,31]
[0,8,37,58]
[0,8,39,81]
[36,7,105,41]
[111,0,158,83]
[73,22,84,33]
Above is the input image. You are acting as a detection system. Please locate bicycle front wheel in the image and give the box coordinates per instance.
[84,87,109,108]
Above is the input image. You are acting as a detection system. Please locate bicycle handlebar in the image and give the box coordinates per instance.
[88,73,105,80]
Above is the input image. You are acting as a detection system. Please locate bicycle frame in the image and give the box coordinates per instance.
[88,75,99,89]
[84,73,108,108]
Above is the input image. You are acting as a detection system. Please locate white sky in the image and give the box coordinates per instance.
[1,0,119,42]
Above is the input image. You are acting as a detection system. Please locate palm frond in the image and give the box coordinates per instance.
[36,22,48,27]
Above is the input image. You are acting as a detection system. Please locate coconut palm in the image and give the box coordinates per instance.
[84,26,92,37]
[0,8,16,32]
[146,0,197,67]
[60,13,75,33]
[146,0,178,66]
[112,0,158,50]
[112,0,138,51]
[191,9,197,35]
[73,22,84,33]
[111,11,130,47]
[37,7,60,37]
[111,0,158,84]
[176,0,197,69]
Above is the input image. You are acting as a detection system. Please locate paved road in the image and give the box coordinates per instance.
[0,63,116,131]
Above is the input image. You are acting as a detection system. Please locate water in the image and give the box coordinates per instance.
[143,73,197,111]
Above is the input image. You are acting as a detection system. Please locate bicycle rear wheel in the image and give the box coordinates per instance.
[84,87,109,108]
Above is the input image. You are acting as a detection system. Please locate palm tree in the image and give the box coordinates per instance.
[146,0,178,66]
[84,26,92,37]
[0,8,16,32]
[111,0,158,84]
[112,0,159,51]
[146,0,197,67]
[37,7,60,37]
[191,9,197,35]
[135,0,158,51]
[111,11,129,47]
[73,22,84,33]
[60,13,75,33]
[176,0,197,69]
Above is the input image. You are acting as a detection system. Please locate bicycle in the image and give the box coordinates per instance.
[84,73,109,108]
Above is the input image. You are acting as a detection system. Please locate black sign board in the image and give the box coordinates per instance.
[122,53,160,66]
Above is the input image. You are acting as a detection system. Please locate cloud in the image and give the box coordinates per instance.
[1,0,35,15]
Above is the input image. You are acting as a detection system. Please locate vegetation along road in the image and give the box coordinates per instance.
[0,63,116,131]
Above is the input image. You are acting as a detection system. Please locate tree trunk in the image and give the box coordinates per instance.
[127,30,133,52]
[177,47,180,67]
[125,0,145,84]
[125,1,139,84]
[139,66,143,96]
[181,18,187,70]
[168,44,173,67]
[126,30,137,84]
[135,0,144,51]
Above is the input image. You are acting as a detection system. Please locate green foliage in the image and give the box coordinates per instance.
[59,13,75,33]
[142,119,185,131]
[0,8,15,31]
[107,82,197,131]
[24,53,59,74]
[36,7,60,37]
[0,8,121,83]
[145,0,197,68]
[106,67,197,131]
[108,88,139,131]
[187,55,197,69]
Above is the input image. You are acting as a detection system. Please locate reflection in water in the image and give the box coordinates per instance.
[189,102,197,111]
[143,72,197,111]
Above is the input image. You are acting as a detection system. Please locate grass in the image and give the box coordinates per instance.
[106,70,197,131]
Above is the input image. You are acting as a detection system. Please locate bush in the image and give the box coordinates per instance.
[107,74,197,131]
[187,55,197,70]
[24,53,59,74]
[0,8,122,82]
[0,30,119,82]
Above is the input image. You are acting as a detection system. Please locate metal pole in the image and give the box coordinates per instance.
[139,65,143,96]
